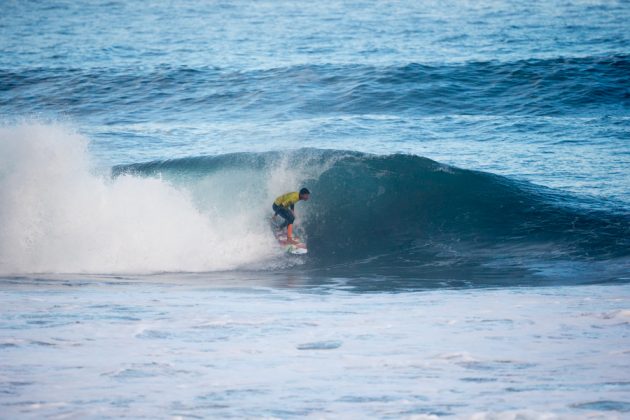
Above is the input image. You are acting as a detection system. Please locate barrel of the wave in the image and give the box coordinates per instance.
[270,188,310,255]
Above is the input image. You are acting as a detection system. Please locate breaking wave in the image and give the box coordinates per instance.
[1,123,628,283]
[117,143,630,284]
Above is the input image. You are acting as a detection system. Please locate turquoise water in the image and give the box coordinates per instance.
[1,1,629,417]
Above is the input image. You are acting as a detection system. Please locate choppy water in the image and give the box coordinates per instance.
[1,0,629,417]
[1,277,630,418]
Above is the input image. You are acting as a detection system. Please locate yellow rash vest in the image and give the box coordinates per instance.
[274,192,300,208]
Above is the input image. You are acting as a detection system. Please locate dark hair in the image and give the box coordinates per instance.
[299,188,310,195]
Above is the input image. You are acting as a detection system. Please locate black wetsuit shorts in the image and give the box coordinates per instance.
[272,203,295,227]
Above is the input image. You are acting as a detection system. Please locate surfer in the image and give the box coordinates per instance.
[272,188,310,244]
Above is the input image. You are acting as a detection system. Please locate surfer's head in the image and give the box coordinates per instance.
[299,188,310,201]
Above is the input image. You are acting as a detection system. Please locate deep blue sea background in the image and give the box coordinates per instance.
[1,1,630,418]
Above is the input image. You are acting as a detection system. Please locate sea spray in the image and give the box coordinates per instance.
[0,123,280,274]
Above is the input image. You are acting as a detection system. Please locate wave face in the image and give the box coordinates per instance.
[303,153,629,283]
[2,55,629,123]
[116,148,630,285]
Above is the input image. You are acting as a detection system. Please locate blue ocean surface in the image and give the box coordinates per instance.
[1,0,629,418]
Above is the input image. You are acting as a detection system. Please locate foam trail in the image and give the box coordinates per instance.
[0,123,277,274]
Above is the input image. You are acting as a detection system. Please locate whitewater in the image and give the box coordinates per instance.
[1,0,629,418]
[0,123,283,274]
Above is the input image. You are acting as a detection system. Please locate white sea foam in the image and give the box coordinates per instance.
[0,122,299,274]
[2,282,629,418]
[469,411,559,420]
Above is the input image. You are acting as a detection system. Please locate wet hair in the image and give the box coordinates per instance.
[299,188,310,195]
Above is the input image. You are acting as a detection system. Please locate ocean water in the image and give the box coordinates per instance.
[1,0,629,418]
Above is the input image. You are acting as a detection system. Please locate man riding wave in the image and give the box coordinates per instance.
[272,188,310,244]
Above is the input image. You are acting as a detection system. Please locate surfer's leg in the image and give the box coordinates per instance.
[272,203,280,221]
[276,207,295,229]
